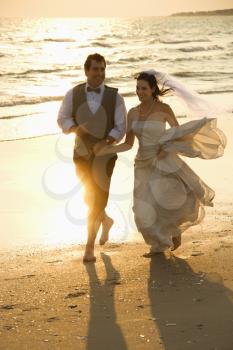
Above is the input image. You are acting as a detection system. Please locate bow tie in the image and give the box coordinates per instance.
[87,86,101,94]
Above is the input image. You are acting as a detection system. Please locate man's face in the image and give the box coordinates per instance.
[85,60,106,87]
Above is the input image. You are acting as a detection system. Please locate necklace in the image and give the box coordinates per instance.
[139,100,155,119]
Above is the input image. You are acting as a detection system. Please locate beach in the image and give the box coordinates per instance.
[1,114,233,349]
[0,15,233,349]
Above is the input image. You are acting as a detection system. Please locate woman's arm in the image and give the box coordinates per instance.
[164,104,179,127]
[94,110,135,156]
[157,104,179,159]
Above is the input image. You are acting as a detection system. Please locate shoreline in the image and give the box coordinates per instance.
[0,92,232,143]
[0,114,233,251]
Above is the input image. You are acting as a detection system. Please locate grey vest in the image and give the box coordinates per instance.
[72,83,118,158]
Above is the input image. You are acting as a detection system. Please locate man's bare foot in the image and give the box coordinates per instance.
[83,246,96,263]
[99,217,114,246]
[171,236,181,251]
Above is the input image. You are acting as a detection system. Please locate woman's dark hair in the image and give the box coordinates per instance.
[136,72,172,100]
[84,53,106,71]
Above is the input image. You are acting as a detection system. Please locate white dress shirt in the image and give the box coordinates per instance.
[57,82,127,142]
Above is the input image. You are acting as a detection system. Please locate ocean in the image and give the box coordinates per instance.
[0,16,232,141]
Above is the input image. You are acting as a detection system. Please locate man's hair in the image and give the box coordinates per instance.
[84,53,106,71]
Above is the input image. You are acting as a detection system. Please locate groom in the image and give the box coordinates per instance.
[57,53,126,263]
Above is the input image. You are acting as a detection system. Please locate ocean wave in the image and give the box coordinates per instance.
[173,71,233,78]
[0,112,41,120]
[118,56,151,63]
[0,132,60,143]
[179,45,223,52]
[91,41,113,48]
[44,38,76,42]
[23,39,37,43]
[157,57,208,62]
[173,56,209,62]
[148,38,159,44]
[157,58,170,62]
[97,34,123,40]
[0,68,64,77]
[160,39,210,44]
[0,95,63,107]
[24,38,76,43]
[0,65,81,77]
[201,89,233,95]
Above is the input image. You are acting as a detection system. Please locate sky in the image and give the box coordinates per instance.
[1,0,233,17]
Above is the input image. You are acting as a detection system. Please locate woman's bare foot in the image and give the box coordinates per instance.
[171,236,181,251]
[83,246,96,263]
[99,217,114,246]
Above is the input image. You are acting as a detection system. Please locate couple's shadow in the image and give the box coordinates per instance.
[85,252,233,350]
[148,253,233,349]
[84,253,128,350]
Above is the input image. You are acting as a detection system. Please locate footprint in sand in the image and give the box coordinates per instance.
[65,291,86,299]
[0,304,16,310]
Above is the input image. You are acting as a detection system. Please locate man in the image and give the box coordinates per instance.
[57,53,126,263]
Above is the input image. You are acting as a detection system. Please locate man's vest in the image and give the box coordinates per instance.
[72,83,118,159]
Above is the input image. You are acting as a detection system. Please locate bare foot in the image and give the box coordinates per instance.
[83,246,96,263]
[171,236,181,251]
[99,217,114,246]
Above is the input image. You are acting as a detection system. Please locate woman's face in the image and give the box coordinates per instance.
[136,79,154,102]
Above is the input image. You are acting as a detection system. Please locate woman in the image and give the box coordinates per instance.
[94,71,226,257]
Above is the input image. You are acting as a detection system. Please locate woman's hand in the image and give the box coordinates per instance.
[93,142,111,156]
[93,147,108,156]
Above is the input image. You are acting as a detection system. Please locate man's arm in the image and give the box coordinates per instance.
[108,93,127,143]
[93,94,127,153]
[57,89,77,134]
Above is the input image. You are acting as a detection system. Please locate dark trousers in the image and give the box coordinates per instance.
[73,153,117,225]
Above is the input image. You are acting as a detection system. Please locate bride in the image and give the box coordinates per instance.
[94,70,226,257]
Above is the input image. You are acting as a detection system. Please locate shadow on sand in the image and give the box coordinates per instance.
[85,252,128,350]
[148,253,233,350]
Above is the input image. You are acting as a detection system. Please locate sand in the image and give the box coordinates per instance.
[0,114,233,349]
[0,229,233,350]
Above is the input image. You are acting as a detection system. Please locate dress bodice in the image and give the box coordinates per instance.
[132,120,166,160]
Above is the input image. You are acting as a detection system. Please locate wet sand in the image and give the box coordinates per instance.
[0,114,233,349]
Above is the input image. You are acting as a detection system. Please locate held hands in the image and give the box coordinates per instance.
[93,136,116,156]
[93,140,110,156]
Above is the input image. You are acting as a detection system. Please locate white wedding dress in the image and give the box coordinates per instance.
[131,116,226,252]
